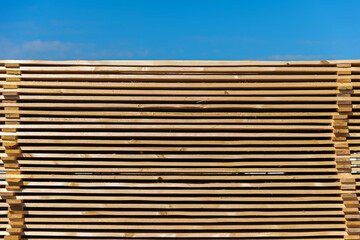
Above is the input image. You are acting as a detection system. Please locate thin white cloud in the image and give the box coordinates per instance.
[0,38,90,59]
[184,36,261,44]
[22,40,81,52]
[115,50,133,58]
[136,49,149,57]
[298,39,360,45]
[258,54,332,61]
[0,38,152,60]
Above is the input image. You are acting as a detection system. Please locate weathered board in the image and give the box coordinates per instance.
[0,60,360,240]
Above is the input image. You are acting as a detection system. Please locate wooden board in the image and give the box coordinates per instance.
[1,60,360,240]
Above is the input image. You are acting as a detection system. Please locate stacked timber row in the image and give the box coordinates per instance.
[348,62,360,238]
[2,63,23,240]
[0,60,360,240]
[333,63,360,239]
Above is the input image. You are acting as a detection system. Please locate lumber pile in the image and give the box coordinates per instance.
[0,60,360,239]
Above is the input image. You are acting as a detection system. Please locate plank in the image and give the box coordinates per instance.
[0,167,338,173]
[0,88,340,95]
[0,80,341,88]
[17,153,336,159]
[1,117,334,124]
[1,110,338,117]
[0,102,339,109]
[23,217,345,223]
[1,174,341,180]
[22,203,344,208]
[1,132,334,137]
[18,196,343,201]
[19,181,340,188]
[16,160,336,167]
[0,124,334,130]
[23,223,346,230]
[21,231,346,237]
[0,73,340,81]
[23,210,346,216]
[18,66,340,73]
[16,139,334,145]
[7,95,345,102]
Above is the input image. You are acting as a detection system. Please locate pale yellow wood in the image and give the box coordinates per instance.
[18,66,340,73]
[15,160,336,167]
[20,181,339,188]
[1,174,340,180]
[23,217,345,223]
[5,95,346,102]
[16,139,334,145]
[15,189,342,194]
[0,102,338,109]
[0,167,338,173]
[0,117,334,124]
[1,132,334,137]
[17,153,336,159]
[0,80,342,88]
[0,73,340,81]
[23,223,345,230]
[20,238,345,240]
[21,231,346,237]
[19,196,342,201]
[23,203,344,208]
[2,110,338,117]
[24,209,345,216]
[0,59,353,239]
[0,88,340,95]
[13,146,336,152]
[0,124,333,130]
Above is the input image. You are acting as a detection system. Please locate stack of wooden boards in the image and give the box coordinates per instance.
[0,60,359,240]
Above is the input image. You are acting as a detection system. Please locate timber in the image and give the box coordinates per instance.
[0,60,359,240]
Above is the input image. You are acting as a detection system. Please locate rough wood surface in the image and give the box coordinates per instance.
[1,60,360,239]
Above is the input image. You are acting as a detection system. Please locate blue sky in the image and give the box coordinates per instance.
[1,0,359,60]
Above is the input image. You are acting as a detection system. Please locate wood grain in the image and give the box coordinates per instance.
[1,60,359,240]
